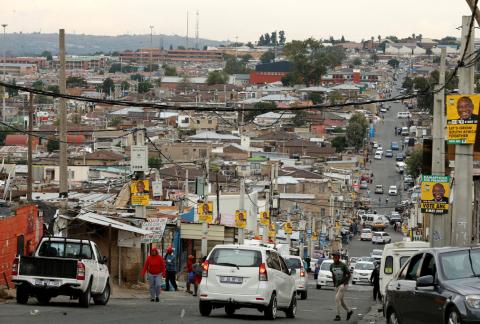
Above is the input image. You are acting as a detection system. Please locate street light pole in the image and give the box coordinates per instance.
[2,24,7,123]
[149,25,154,80]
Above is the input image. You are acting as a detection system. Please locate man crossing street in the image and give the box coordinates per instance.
[330,251,354,321]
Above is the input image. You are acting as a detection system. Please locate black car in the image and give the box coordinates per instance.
[396,153,404,162]
[384,247,480,324]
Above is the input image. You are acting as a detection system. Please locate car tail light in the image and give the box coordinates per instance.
[12,257,19,276]
[300,268,305,277]
[259,263,268,281]
[202,260,209,277]
[76,261,85,280]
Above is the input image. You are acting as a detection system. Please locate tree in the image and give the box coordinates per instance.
[47,85,59,93]
[47,140,60,153]
[438,36,457,46]
[260,50,275,64]
[353,58,362,66]
[224,58,249,74]
[32,80,44,90]
[207,70,228,85]
[6,79,18,97]
[340,35,346,43]
[331,136,347,152]
[109,63,122,73]
[121,80,130,90]
[258,35,266,46]
[386,35,399,43]
[109,116,122,127]
[406,148,423,179]
[138,81,152,93]
[66,76,87,88]
[387,59,399,68]
[40,50,53,61]
[292,110,307,127]
[149,157,163,169]
[279,30,286,45]
[308,92,324,104]
[281,72,302,86]
[271,31,278,46]
[246,42,254,49]
[328,91,343,104]
[177,45,186,50]
[162,64,177,76]
[102,78,115,95]
[402,77,414,94]
[264,33,271,46]
[241,54,253,63]
[346,113,368,150]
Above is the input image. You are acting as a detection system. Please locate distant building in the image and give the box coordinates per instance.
[51,55,108,70]
[120,48,223,63]
[249,61,294,84]
[4,56,48,69]
[0,63,37,75]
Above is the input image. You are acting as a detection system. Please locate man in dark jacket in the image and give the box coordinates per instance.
[370,262,381,301]
[164,246,178,291]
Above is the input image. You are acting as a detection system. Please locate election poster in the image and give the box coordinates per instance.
[283,221,293,234]
[197,202,213,223]
[268,222,276,239]
[259,211,269,226]
[447,94,480,144]
[420,175,450,214]
[235,210,247,229]
[130,180,150,206]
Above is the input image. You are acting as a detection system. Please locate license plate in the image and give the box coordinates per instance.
[220,276,243,284]
[35,280,60,287]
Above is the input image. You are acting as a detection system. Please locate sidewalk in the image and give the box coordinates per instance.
[112,279,189,299]
[358,302,386,324]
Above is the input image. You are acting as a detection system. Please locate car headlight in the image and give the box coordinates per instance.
[466,295,480,308]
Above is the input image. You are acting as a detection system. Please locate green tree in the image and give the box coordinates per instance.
[241,54,253,63]
[308,92,324,104]
[279,30,286,45]
[387,59,399,68]
[346,113,368,150]
[121,80,130,90]
[438,36,458,46]
[102,78,115,95]
[292,110,307,127]
[47,140,60,153]
[331,136,347,153]
[162,64,177,76]
[109,63,122,73]
[138,81,152,93]
[32,80,44,90]
[40,50,53,61]
[353,58,362,66]
[148,157,163,169]
[109,116,122,127]
[271,31,278,46]
[328,90,343,104]
[260,50,275,64]
[47,85,59,93]
[402,77,414,94]
[66,76,87,88]
[224,58,249,74]
[258,35,266,46]
[406,148,423,178]
[207,70,228,85]
[6,79,18,97]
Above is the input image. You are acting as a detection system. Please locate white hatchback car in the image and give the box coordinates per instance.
[316,259,346,290]
[372,231,392,244]
[352,261,375,285]
[388,185,398,196]
[374,152,382,160]
[199,245,297,320]
[284,256,308,300]
[360,228,373,241]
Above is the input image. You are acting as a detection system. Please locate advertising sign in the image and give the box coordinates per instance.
[152,181,163,197]
[235,210,247,229]
[197,202,213,224]
[131,145,148,172]
[447,94,480,144]
[259,211,269,226]
[131,180,150,206]
[283,221,293,234]
[141,218,168,243]
[420,175,450,214]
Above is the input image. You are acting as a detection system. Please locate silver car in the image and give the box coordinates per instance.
[284,256,308,300]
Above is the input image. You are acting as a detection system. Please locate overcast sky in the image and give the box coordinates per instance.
[2,0,474,42]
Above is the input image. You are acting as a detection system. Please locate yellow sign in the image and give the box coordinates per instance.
[198,202,213,223]
[283,221,293,234]
[268,222,276,239]
[447,94,480,144]
[312,233,318,241]
[420,175,450,214]
[131,180,150,194]
[259,211,269,226]
[131,180,150,206]
[235,210,247,229]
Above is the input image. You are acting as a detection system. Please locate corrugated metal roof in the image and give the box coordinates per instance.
[77,212,151,235]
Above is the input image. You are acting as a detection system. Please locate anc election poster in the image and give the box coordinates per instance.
[447,94,480,144]
[197,202,213,223]
[268,222,276,239]
[283,221,293,234]
[259,211,269,226]
[235,210,247,229]
[130,180,150,206]
[420,175,450,214]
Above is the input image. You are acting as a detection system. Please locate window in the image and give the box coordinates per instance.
[284,258,303,269]
[384,256,393,274]
[38,241,93,259]
[440,249,480,280]
[209,248,262,267]
[320,208,326,217]
[208,119,212,124]
[405,253,424,281]
[399,256,410,269]
[196,120,200,124]
[266,251,281,271]
[419,253,437,278]
[278,256,291,275]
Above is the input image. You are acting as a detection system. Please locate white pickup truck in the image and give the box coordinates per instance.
[12,237,110,307]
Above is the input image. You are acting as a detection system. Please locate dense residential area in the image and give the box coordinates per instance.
[1,2,480,323]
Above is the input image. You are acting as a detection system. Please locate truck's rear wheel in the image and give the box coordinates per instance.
[16,284,29,304]
[93,280,110,305]
[79,280,92,308]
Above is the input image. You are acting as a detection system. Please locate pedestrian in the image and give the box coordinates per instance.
[394,126,397,135]
[393,222,397,232]
[164,246,178,291]
[370,262,381,301]
[186,255,194,294]
[141,247,166,302]
[385,198,389,205]
[192,256,206,296]
[330,251,353,321]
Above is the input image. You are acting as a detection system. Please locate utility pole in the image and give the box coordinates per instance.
[149,25,154,80]
[238,178,245,244]
[27,94,33,201]
[134,126,147,219]
[2,24,6,123]
[263,186,270,244]
[59,29,68,200]
[299,209,304,259]
[430,48,447,247]
[453,16,475,247]
[201,159,209,257]
[216,172,220,224]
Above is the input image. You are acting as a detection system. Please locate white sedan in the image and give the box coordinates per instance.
[388,185,398,195]
[374,152,382,160]
[352,261,375,285]
[360,228,373,241]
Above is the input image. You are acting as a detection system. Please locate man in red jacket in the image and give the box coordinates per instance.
[141,248,166,302]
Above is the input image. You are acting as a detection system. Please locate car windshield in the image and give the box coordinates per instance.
[208,248,262,267]
[361,257,375,262]
[373,233,381,237]
[355,263,374,270]
[38,241,93,259]
[362,229,371,233]
[372,250,382,256]
[321,262,333,271]
[440,249,480,280]
[285,258,303,269]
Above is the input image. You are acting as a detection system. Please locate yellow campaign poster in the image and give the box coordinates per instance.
[131,180,150,206]
[312,233,318,241]
[259,211,269,226]
[268,222,276,239]
[197,202,213,223]
[446,94,480,144]
[283,221,293,234]
[235,210,247,229]
[421,175,450,214]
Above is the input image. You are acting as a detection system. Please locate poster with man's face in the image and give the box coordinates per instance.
[421,175,450,214]
[447,94,480,144]
[130,180,150,206]
[259,211,269,226]
[197,202,213,223]
[235,210,247,229]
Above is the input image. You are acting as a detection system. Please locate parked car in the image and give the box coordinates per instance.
[198,244,297,319]
[404,175,414,185]
[396,153,404,162]
[391,142,399,150]
[375,185,384,194]
[284,255,308,300]
[384,247,480,324]
[389,212,402,225]
[11,237,110,307]
[372,232,392,244]
[371,249,383,261]
[352,261,375,285]
[360,228,373,241]
[388,185,398,196]
[385,150,393,158]
[317,259,345,290]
